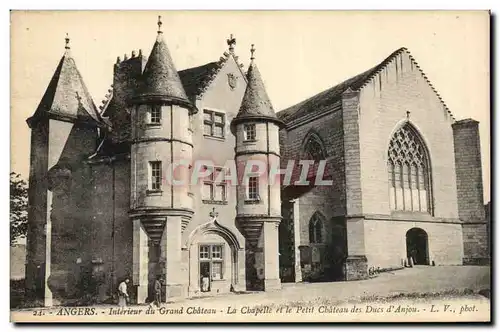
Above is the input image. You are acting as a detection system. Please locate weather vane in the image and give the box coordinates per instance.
[158,15,163,34]
[65,33,70,50]
[227,33,236,52]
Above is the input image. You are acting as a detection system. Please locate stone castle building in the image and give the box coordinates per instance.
[24,18,489,305]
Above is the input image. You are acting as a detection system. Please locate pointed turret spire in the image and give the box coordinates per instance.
[132,15,195,112]
[231,44,284,132]
[27,34,103,128]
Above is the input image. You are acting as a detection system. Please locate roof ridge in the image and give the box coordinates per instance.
[404,49,455,121]
[278,47,408,116]
[277,47,454,124]
[98,85,114,115]
[193,50,248,99]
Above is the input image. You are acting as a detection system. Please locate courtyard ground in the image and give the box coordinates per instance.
[178,265,490,307]
[11,265,491,322]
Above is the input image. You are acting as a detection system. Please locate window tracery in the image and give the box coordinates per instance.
[387,124,431,213]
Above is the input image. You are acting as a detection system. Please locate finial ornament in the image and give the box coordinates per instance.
[65,33,70,50]
[250,44,255,62]
[227,33,236,52]
[209,207,219,219]
[406,110,411,119]
[157,15,163,34]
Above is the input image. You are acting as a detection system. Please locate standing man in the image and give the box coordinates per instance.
[152,276,163,308]
[117,278,130,307]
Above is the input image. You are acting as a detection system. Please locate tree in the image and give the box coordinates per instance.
[10,172,28,246]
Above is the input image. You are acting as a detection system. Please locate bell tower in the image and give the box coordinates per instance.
[129,16,197,302]
[231,45,285,291]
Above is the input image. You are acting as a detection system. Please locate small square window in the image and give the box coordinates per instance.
[204,123,212,136]
[203,110,225,139]
[200,245,210,259]
[151,105,162,124]
[212,245,222,259]
[244,124,256,141]
[214,114,224,124]
[214,125,224,138]
[204,112,212,122]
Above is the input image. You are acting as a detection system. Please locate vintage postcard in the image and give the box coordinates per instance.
[10,10,490,323]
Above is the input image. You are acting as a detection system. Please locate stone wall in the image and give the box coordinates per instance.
[358,50,459,219]
[363,219,463,269]
[462,223,489,265]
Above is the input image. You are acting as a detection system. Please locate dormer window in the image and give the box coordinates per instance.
[150,105,162,124]
[244,124,256,141]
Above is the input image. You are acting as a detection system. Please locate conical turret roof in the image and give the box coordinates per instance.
[231,52,284,130]
[132,23,195,111]
[27,36,104,128]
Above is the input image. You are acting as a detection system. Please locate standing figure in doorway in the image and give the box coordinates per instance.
[152,276,163,308]
[201,265,210,292]
[117,278,130,307]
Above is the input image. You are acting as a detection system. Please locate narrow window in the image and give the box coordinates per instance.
[188,114,194,132]
[149,161,162,191]
[308,213,324,244]
[150,105,162,124]
[244,124,256,141]
[248,176,259,200]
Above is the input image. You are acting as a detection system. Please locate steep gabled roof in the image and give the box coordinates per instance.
[179,61,219,99]
[277,47,454,124]
[178,49,247,101]
[27,44,103,128]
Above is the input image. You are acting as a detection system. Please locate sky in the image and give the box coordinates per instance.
[10,10,490,202]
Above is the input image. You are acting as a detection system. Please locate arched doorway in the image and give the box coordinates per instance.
[186,220,242,296]
[406,228,429,265]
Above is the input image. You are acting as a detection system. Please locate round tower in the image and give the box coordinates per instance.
[230,45,285,291]
[129,16,197,302]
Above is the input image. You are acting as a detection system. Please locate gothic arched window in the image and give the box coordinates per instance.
[308,212,324,244]
[387,123,432,214]
[302,133,326,162]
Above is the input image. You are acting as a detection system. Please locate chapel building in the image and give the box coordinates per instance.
[24,18,488,305]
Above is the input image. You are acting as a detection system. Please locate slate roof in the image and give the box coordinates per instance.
[179,61,219,99]
[27,48,103,127]
[232,62,284,129]
[277,47,408,124]
[133,33,193,109]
